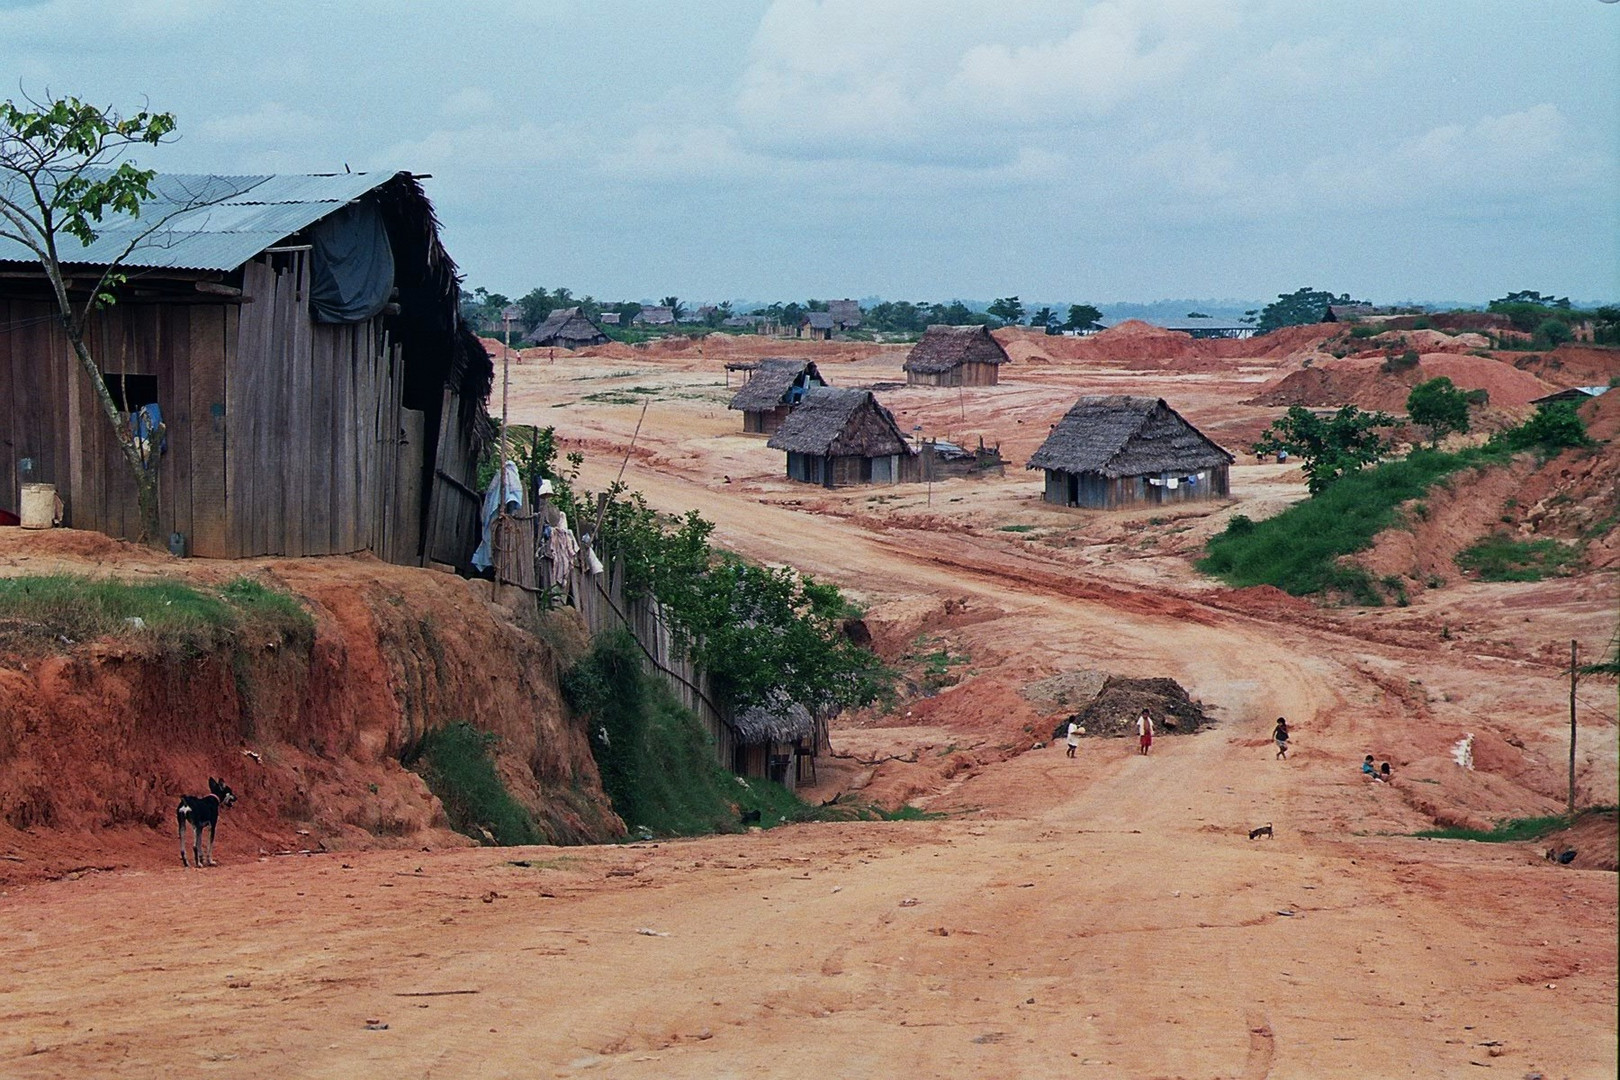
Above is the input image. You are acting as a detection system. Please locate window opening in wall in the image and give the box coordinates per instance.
[105,373,159,412]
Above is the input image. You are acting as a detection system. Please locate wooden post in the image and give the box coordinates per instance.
[1568,639,1578,818]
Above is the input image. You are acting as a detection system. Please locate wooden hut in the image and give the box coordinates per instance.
[0,170,491,566]
[523,306,608,348]
[766,386,915,487]
[731,696,818,790]
[632,305,675,326]
[1027,396,1233,509]
[800,311,835,340]
[903,324,1009,386]
[827,299,862,330]
[727,358,826,434]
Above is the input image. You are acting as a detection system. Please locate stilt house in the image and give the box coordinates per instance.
[0,170,491,566]
[1027,396,1233,509]
[523,306,608,349]
[727,358,826,434]
[903,324,1010,386]
[766,386,916,487]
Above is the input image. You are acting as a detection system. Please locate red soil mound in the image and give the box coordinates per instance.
[1248,355,1556,412]
[1510,344,1620,389]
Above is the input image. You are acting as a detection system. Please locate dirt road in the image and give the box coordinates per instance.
[2,339,1614,1077]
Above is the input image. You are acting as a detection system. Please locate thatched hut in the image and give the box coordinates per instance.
[523,306,608,348]
[727,358,827,434]
[633,305,675,326]
[766,386,915,487]
[0,170,490,565]
[1027,395,1233,509]
[903,324,1009,386]
[800,311,835,340]
[828,299,862,329]
[731,696,818,789]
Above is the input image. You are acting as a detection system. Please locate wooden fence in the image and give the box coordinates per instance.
[570,557,736,771]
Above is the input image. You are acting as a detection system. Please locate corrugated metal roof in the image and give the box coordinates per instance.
[0,170,396,271]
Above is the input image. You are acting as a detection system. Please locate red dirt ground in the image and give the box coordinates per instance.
[1,325,1615,1078]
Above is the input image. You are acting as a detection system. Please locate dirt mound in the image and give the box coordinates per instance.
[1058,675,1213,740]
[1511,345,1620,389]
[0,533,621,884]
[1248,355,1555,412]
[1537,809,1618,872]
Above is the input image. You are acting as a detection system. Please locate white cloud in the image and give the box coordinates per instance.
[439,87,497,123]
[199,102,321,144]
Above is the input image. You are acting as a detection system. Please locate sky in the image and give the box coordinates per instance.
[3,0,1617,308]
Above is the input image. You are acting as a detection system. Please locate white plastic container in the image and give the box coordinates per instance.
[19,483,62,529]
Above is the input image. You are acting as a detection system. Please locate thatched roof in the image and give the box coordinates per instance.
[828,299,862,327]
[767,386,913,458]
[731,695,815,745]
[634,305,675,325]
[804,311,835,331]
[903,324,1009,374]
[523,306,608,347]
[1026,396,1233,477]
[728,358,826,411]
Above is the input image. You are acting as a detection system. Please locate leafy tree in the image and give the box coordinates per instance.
[1065,303,1103,332]
[1256,287,1365,334]
[0,93,242,544]
[1535,317,1573,347]
[1491,402,1594,453]
[987,296,1025,325]
[1406,376,1471,446]
[659,295,684,322]
[1491,290,1570,310]
[1028,306,1057,333]
[930,300,984,325]
[1252,405,1396,494]
[517,286,554,330]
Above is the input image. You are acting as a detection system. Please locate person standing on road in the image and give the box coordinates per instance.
[1137,709,1154,755]
[1273,717,1290,760]
[1065,720,1082,758]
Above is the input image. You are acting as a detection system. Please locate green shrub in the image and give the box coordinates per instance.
[1349,324,1377,339]
[1456,534,1581,582]
[1490,402,1594,453]
[1198,448,1503,599]
[1412,316,1433,330]
[1381,349,1420,373]
[1414,814,1572,842]
[406,721,539,845]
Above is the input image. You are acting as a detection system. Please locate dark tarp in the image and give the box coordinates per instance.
[309,200,395,324]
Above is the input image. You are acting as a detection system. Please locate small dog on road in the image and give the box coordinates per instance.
[1248,823,1273,840]
[177,778,236,867]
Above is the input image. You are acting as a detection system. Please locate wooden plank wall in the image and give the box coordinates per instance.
[573,557,735,770]
[228,254,406,559]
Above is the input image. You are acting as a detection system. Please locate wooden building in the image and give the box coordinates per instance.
[523,306,608,348]
[903,324,1010,386]
[0,171,491,566]
[766,386,915,487]
[1027,396,1233,509]
[800,311,835,340]
[827,299,862,330]
[731,696,818,790]
[632,305,675,326]
[727,358,826,434]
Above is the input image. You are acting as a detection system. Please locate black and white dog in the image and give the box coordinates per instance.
[177,778,236,867]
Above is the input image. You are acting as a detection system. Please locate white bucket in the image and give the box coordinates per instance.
[19,483,63,529]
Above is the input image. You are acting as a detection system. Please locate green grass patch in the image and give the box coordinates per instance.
[0,573,312,656]
[998,524,1035,533]
[1197,448,1508,600]
[1413,814,1574,843]
[1456,534,1581,582]
[406,721,539,846]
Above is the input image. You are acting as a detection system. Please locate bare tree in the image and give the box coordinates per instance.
[0,92,252,544]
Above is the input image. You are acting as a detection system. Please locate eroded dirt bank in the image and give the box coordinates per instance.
[0,529,620,882]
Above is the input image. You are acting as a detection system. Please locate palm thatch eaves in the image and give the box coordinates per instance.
[766,386,911,457]
[730,696,815,745]
[1026,396,1233,477]
[523,306,607,347]
[902,324,1009,374]
[728,358,825,411]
